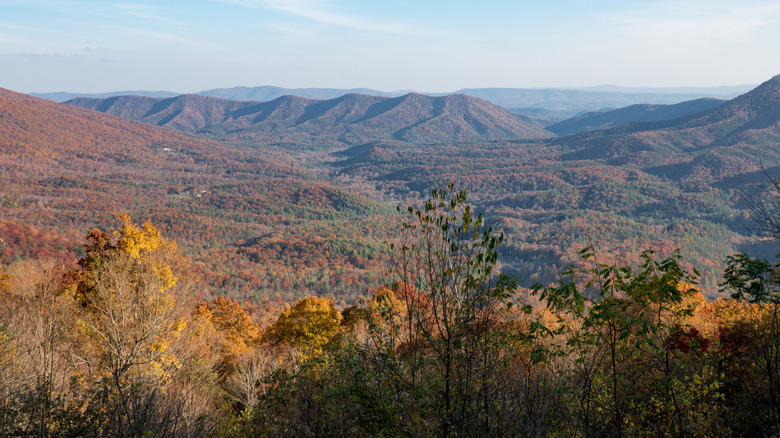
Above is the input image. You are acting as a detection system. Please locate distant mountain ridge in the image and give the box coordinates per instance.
[553,74,780,178]
[30,90,180,102]
[198,86,409,101]
[547,98,726,135]
[67,92,553,145]
[451,88,732,112]
[32,84,749,114]
[198,86,748,112]
[571,84,755,95]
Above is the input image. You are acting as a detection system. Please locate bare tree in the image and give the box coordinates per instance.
[0,260,72,437]
[746,168,780,240]
[226,347,296,414]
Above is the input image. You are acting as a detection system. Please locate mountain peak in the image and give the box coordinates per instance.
[711,73,780,115]
[748,73,780,93]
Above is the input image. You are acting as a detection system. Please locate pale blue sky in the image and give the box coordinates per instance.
[2,0,780,93]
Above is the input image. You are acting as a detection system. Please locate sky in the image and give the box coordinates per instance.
[2,0,780,93]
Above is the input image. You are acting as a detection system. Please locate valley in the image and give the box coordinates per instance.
[1,75,779,323]
[6,2,780,434]
[54,74,780,300]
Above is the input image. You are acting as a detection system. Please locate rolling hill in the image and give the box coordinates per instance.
[0,88,226,164]
[67,92,553,146]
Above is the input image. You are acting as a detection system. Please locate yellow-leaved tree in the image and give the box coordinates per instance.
[193,297,261,374]
[262,296,341,359]
[66,214,195,436]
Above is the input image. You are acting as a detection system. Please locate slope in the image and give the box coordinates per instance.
[0,88,224,163]
[548,98,725,135]
[0,88,395,323]
[554,74,780,175]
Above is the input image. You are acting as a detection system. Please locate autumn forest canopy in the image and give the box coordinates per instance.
[0,74,780,436]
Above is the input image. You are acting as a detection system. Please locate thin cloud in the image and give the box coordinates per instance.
[0,22,86,39]
[97,24,249,56]
[600,1,780,46]
[219,0,422,35]
[117,3,189,27]
[1,51,77,58]
[3,0,123,21]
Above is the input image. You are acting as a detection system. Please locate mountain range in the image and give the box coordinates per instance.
[200,86,750,113]
[328,75,780,295]
[32,84,750,114]
[66,88,759,147]
[4,74,780,301]
[58,74,780,181]
[66,92,552,145]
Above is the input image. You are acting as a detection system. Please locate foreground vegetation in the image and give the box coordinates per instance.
[1,183,778,437]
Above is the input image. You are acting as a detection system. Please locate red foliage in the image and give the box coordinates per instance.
[665,325,710,354]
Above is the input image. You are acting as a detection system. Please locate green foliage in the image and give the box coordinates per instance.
[722,252,779,304]
[720,251,780,434]
[354,186,539,436]
[534,246,700,436]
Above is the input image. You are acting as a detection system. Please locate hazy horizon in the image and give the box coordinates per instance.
[22,82,761,97]
[3,1,780,93]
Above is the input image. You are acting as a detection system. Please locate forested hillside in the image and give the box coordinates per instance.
[39,76,780,299]
[1,185,778,436]
[0,88,396,324]
[330,76,780,297]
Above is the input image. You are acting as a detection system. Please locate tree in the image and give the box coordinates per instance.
[717,168,780,434]
[745,169,780,240]
[721,252,780,434]
[535,247,700,437]
[194,297,261,376]
[66,215,197,437]
[0,260,71,437]
[375,184,521,436]
[262,296,341,359]
[225,347,296,420]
